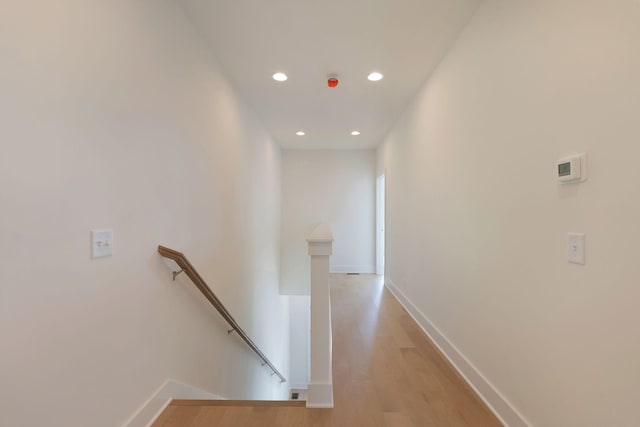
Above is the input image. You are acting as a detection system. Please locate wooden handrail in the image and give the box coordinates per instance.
[157,245,286,383]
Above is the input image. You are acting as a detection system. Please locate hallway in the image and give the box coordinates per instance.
[153,274,501,426]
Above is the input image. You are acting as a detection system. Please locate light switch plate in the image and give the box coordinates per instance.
[567,233,585,265]
[92,229,114,258]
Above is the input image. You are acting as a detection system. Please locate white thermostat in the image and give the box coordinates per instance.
[557,153,587,183]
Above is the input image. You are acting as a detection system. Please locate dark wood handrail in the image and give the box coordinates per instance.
[157,245,286,383]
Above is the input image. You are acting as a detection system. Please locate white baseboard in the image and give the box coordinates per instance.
[290,383,309,390]
[385,280,529,427]
[122,379,225,427]
[330,265,376,274]
[306,382,334,408]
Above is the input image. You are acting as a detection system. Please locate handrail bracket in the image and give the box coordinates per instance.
[172,268,186,281]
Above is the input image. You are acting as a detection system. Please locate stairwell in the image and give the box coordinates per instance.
[149,274,501,427]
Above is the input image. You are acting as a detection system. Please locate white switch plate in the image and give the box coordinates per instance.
[567,233,585,265]
[92,229,114,258]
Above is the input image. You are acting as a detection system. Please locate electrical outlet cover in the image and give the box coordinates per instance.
[567,233,585,265]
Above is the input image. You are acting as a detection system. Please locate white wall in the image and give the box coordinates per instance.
[289,296,311,389]
[378,1,640,426]
[0,2,289,426]
[280,150,376,295]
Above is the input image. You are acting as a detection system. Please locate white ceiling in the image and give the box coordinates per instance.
[179,0,481,149]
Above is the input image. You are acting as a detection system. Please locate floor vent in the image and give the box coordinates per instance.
[347,273,360,275]
[289,389,307,401]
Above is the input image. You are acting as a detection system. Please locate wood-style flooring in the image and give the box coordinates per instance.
[153,274,502,426]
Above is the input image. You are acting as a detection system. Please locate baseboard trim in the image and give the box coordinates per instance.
[122,379,225,427]
[385,280,529,427]
[330,265,376,274]
[306,381,334,408]
[170,399,306,407]
[290,383,309,390]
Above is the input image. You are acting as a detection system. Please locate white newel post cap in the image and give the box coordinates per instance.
[307,224,333,256]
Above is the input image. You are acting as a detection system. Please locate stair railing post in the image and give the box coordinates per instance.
[306,224,334,408]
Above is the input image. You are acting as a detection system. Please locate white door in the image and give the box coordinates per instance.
[376,174,385,275]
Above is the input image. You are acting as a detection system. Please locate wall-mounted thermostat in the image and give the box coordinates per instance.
[557,153,587,183]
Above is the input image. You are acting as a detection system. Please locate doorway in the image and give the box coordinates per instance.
[376,174,385,276]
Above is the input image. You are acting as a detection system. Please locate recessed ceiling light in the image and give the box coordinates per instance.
[296,131,306,136]
[273,72,288,82]
[351,131,361,136]
[367,72,384,82]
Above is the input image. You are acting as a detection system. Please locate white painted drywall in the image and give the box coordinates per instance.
[280,150,376,295]
[289,296,311,389]
[0,2,289,427]
[377,1,640,426]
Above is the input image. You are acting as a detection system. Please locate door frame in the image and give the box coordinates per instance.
[376,174,385,276]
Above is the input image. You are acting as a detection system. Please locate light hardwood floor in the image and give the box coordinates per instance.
[153,274,502,426]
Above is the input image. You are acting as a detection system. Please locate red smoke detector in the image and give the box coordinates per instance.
[327,76,339,88]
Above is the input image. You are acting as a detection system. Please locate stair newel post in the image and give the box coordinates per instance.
[306,224,334,408]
